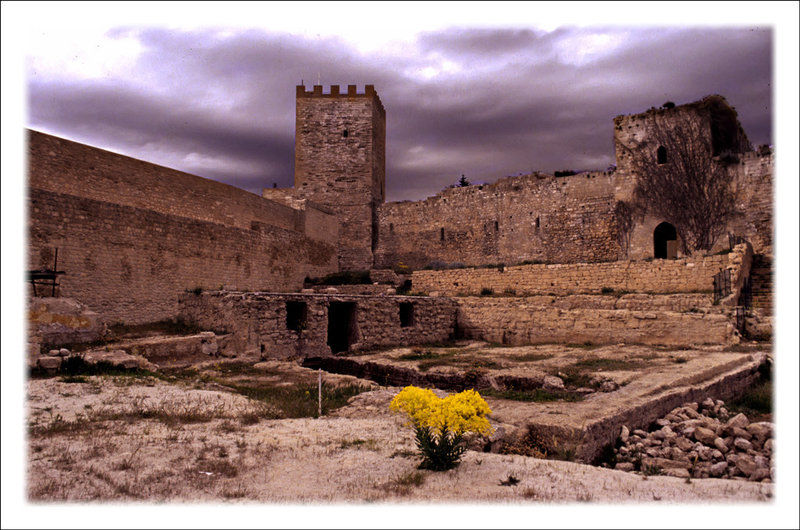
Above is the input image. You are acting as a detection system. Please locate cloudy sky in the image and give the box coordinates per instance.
[14,4,785,202]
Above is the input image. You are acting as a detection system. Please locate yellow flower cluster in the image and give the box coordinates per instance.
[389,386,494,436]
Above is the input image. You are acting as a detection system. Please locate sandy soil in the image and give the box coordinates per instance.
[26,373,774,504]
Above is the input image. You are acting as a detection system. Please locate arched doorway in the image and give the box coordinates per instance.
[654,222,678,259]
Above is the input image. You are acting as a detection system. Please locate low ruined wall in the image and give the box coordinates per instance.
[413,255,729,297]
[28,190,338,325]
[179,292,458,359]
[455,298,736,346]
[478,293,716,313]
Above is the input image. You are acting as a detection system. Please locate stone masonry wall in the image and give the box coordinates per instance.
[455,297,736,346]
[412,254,729,297]
[375,171,622,270]
[179,292,458,359]
[28,189,337,325]
[27,130,335,241]
[293,85,386,270]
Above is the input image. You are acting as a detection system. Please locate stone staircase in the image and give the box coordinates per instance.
[749,254,773,316]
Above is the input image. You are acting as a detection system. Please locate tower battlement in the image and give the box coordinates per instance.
[296,84,385,116]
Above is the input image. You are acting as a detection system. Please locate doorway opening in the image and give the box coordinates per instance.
[327,302,358,353]
[654,222,678,259]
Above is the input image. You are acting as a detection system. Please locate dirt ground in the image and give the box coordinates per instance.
[25,357,774,505]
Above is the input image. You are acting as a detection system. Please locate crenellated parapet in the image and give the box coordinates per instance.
[296,84,385,117]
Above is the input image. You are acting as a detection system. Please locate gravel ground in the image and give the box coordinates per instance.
[25,376,774,505]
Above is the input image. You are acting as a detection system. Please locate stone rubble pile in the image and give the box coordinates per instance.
[613,398,773,482]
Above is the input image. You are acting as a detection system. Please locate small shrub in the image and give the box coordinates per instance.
[189,286,204,295]
[600,287,615,294]
[390,386,493,471]
[641,463,663,476]
[499,474,520,486]
[479,287,494,296]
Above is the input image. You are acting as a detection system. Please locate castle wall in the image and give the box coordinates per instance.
[293,85,386,270]
[731,151,773,254]
[28,189,338,325]
[411,254,729,297]
[375,171,623,270]
[179,292,458,359]
[27,130,335,241]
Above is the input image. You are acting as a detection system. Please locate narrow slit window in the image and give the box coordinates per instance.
[440,227,445,241]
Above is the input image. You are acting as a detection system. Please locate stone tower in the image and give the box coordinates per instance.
[294,84,386,271]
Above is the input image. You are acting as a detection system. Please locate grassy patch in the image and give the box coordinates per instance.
[728,380,772,417]
[415,351,501,372]
[225,382,369,418]
[572,358,646,371]
[565,342,601,350]
[397,349,438,361]
[722,343,767,353]
[512,353,552,362]
[482,388,583,403]
[551,366,596,389]
[338,438,380,451]
[383,471,426,496]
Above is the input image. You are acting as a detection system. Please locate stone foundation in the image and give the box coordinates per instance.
[179,292,458,359]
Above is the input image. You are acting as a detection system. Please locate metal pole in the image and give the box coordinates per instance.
[51,248,58,297]
[318,368,322,418]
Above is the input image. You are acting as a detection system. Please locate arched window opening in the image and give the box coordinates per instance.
[657,145,667,164]
[653,221,678,259]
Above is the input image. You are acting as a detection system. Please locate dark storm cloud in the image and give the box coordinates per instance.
[27,25,771,201]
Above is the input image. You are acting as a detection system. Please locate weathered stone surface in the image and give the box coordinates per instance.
[675,437,695,452]
[726,413,750,430]
[28,297,106,346]
[664,468,690,479]
[750,467,770,482]
[37,356,62,371]
[735,455,757,477]
[746,422,772,443]
[693,427,717,445]
[734,438,753,452]
[713,437,729,453]
[542,375,566,391]
[615,462,635,472]
[709,461,728,477]
[619,425,630,443]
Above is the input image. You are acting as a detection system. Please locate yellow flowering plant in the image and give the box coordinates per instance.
[390,386,494,471]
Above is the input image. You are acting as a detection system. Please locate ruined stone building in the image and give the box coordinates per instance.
[27,85,773,358]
